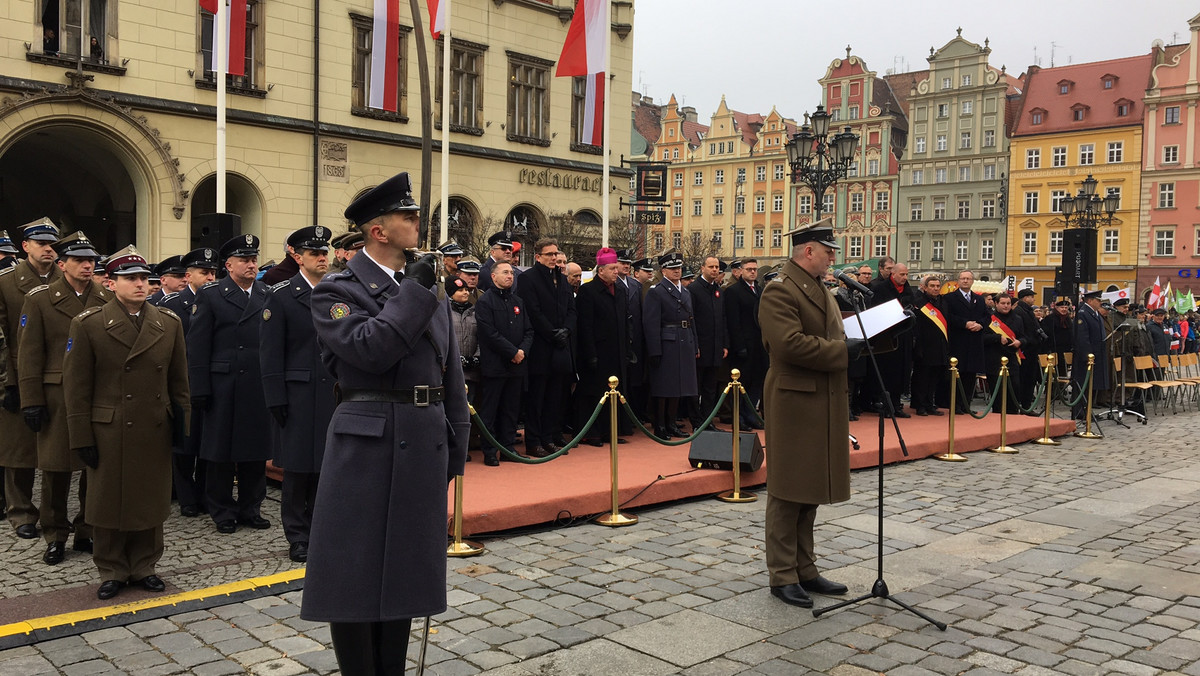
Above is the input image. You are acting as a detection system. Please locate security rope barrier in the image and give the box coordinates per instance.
[954,373,1004,420]
[619,390,729,446]
[469,394,608,464]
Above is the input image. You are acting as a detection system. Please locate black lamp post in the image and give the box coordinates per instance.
[730,175,745,259]
[1060,174,1118,229]
[786,104,860,225]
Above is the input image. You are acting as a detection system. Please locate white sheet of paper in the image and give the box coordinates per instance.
[844,299,908,339]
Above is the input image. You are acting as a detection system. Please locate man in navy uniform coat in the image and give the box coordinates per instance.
[643,252,698,439]
[260,225,335,563]
[187,227,272,534]
[300,172,470,674]
[477,230,513,293]
[943,270,990,413]
[1073,289,1109,420]
[161,247,217,517]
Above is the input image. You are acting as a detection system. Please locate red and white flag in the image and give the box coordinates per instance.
[1149,276,1163,309]
[201,0,247,77]
[556,0,607,77]
[369,0,401,112]
[580,73,604,145]
[428,0,446,40]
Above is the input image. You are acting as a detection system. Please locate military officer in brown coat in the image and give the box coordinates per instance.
[18,232,110,564]
[301,172,470,673]
[0,218,62,538]
[759,220,863,609]
[64,248,190,600]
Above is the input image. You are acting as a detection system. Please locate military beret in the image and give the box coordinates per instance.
[344,172,419,227]
[445,276,467,296]
[287,225,332,252]
[220,233,260,259]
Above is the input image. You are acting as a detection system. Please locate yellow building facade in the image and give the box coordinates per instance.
[0,0,633,262]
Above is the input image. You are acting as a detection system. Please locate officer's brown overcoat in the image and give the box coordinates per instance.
[64,301,190,531]
[758,259,851,505]
[0,260,61,467]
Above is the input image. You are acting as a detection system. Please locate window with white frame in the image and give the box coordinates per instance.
[980,239,994,261]
[848,236,863,258]
[1164,145,1180,164]
[798,194,811,214]
[672,149,679,159]
[910,201,923,221]
[1049,230,1063,254]
[1050,190,1068,213]
[735,196,745,214]
[822,193,835,213]
[755,196,765,213]
[737,167,746,182]
[909,238,922,261]
[673,201,682,217]
[713,198,724,215]
[956,239,968,261]
[874,236,888,258]
[756,165,766,181]
[1026,148,1041,169]
[712,231,722,245]
[674,172,683,187]
[957,199,970,219]
[936,135,947,151]
[754,229,764,248]
[672,232,681,249]
[1079,144,1094,165]
[849,105,859,120]
[1052,146,1066,167]
[960,131,972,149]
[1023,231,1037,254]
[915,137,926,153]
[912,169,924,185]
[936,168,947,183]
[933,200,946,220]
[714,169,724,184]
[982,198,996,219]
[774,164,784,180]
[734,230,744,249]
[961,100,973,115]
[772,229,782,248]
[983,164,996,180]
[932,239,945,260]
[875,191,889,212]
[937,103,949,117]
[1107,141,1123,163]
[1104,229,1119,253]
[959,166,971,182]
[1155,229,1174,256]
[773,194,784,212]
[962,74,972,87]
[1159,182,1175,209]
[654,232,663,250]
[850,192,863,212]
[868,159,880,176]
[941,77,951,90]
[693,171,703,186]
[692,199,702,216]
[1024,191,1039,214]
[983,129,995,147]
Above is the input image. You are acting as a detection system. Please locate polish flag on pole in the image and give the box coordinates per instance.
[556,0,607,77]
[202,0,247,77]
[428,0,446,40]
[1148,276,1162,309]
[369,0,401,112]
[580,73,604,145]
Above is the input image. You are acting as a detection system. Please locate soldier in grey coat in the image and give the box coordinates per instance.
[642,252,699,439]
[301,172,470,674]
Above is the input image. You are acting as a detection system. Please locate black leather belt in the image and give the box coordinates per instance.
[665,320,691,329]
[339,387,445,406]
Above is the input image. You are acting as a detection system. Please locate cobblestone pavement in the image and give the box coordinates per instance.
[1,410,1198,675]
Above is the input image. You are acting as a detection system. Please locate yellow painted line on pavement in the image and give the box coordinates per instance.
[0,568,306,638]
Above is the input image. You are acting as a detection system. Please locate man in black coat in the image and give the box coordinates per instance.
[867,262,916,417]
[515,237,576,458]
[983,294,1026,413]
[576,248,630,445]
[688,256,728,427]
[161,247,217,517]
[943,270,990,413]
[188,229,272,534]
[643,252,698,438]
[259,226,335,563]
[723,258,766,428]
[474,261,533,465]
[477,231,514,293]
[1012,288,1046,410]
[1073,290,1109,419]
[1042,300,1075,379]
[616,252,646,429]
[910,274,949,416]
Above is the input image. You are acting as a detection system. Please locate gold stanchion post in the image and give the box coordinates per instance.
[718,369,757,503]
[1034,353,1061,445]
[935,357,968,462]
[447,474,484,556]
[596,377,638,526]
[1075,353,1103,439]
[989,356,1018,453]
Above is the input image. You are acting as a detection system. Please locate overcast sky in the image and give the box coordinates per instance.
[631,1,1193,122]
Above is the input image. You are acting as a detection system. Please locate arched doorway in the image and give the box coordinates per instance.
[431,197,480,257]
[505,204,545,267]
[189,174,264,250]
[0,125,138,255]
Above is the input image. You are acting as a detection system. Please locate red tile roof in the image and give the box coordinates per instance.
[731,111,764,149]
[883,70,929,119]
[680,120,709,147]
[1011,53,1154,136]
[633,101,663,151]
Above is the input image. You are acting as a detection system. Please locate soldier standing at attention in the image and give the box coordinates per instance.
[0,218,62,539]
[187,226,272,534]
[642,252,698,440]
[64,248,189,600]
[18,232,110,564]
[260,226,335,563]
[161,247,218,517]
[301,172,470,672]
[758,220,863,609]
[0,230,19,271]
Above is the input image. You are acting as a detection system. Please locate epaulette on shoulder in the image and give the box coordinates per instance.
[202,280,219,289]
[160,291,179,302]
[270,280,291,291]
[158,306,180,321]
[76,306,103,321]
[770,276,785,284]
[27,284,49,295]
[327,268,355,281]
[0,266,15,277]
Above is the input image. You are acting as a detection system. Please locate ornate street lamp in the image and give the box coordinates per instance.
[786,104,860,224]
[1060,174,1118,229]
[729,175,745,259]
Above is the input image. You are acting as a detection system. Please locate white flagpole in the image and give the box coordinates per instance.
[601,0,611,247]
[439,2,451,245]
[216,0,228,212]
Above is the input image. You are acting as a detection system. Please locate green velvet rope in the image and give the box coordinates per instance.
[470,392,609,464]
[954,370,1005,419]
[1064,368,1093,408]
[1003,364,1049,415]
[619,389,729,446]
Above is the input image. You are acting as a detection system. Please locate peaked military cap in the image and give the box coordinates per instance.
[658,252,683,269]
[763,271,780,282]
[729,259,742,270]
[1152,308,1167,316]
[182,247,220,270]
[19,217,60,242]
[487,231,515,249]
[718,260,728,273]
[456,259,481,274]
[220,233,260,259]
[106,245,152,276]
[1113,297,1130,307]
[1081,289,1103,301]
[287,225,332,252]
[341,231,365,250]
[344,172,419,227]
[438,241,465,257]
[632,257,654,273]
[154,255,187,276]
[0,230,17,254]
[52,231,100,259]
[785,217,839,249]
[616,248,633,264]
[681,267,695,280]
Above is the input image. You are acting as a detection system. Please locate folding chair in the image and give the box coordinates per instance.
[1149,354,1186,415]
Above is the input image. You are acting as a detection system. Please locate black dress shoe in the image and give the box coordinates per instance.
[216,520,237,534]
[73,537,93,553]
[586,438,604,447]
[667,425,686,437]
[654,426,673,440]
[180,504,201,517]
[527,446,551,459]
[893,409,911,418]
[928,408,944,416]
[135,575,166,592]
[43,541,65,565]
[483,455,500,467]
[914,408,929,416]
[800,575,849,596]
[97,580,124,600]
[616,437,629,444]
[542,442,561,455]
[770,583,813,608]
[238,516,271,530]
[15,524,38,539]
[848,413,859,422]
[289,542,308,563]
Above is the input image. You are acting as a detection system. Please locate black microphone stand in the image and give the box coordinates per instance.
[812,289,946,630]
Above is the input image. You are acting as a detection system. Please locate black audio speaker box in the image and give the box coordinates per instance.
[688,430,764,472]
[192,212,242,251]
[1062,228,1097,284]
[1054,266,1075,297]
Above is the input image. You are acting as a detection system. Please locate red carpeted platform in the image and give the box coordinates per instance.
[450,412,1076,535]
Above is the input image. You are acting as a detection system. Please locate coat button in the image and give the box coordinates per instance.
[157,366,163,371]
[125,395,132,400]
[126,421,133,427]
[239,369,246,374]
[399,441,408,449]
[124,366,131,372]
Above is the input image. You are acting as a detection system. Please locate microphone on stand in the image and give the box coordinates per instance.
[835,270,874,299]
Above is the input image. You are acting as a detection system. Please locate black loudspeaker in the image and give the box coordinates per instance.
[1062,228,1097,284]
[688,430,764,472]
[192,212,242,251]
[1054,266,1075,297]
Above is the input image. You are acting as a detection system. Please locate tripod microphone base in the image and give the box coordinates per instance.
[717,490,757,503]
[933,452,968,462]
[812,577,947,631]
[987,446,1019,454]
[1032,437,1062,445]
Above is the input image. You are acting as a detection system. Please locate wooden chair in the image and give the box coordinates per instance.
[1150,354,1186,414]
